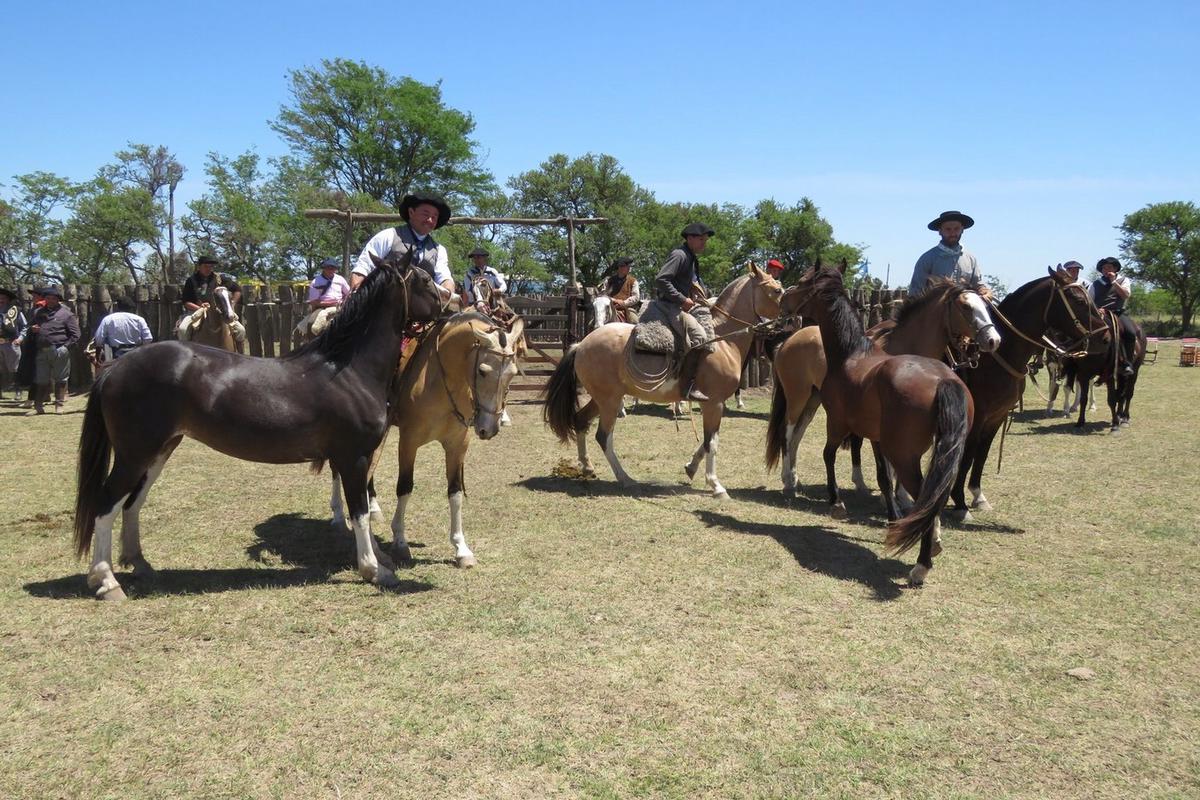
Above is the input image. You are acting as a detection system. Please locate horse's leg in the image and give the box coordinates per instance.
[890,454,940,581]
[782,391,821,497]
[338,456,396,587]
[850,436,871,493]
[329,470,346,529]
[87,456,151,601]
[735,388,745,410]
[684,402,727,499]
[596,401,635,487]
[949,432,977,522]
[1075,380,1089,427]
[119,436,182,579]
[870,441,898,521]
[444,439,476,568]
[390,442,418,563]
[967,424,1001,512]
[822,437,848,520]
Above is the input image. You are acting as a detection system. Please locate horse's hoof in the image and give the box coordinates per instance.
[684,463,698,481]
[372,568,400,588]
[908,564,930,587]
[931,541,943,558]
[130,560,157,580]
[392,544,413,563]
[330,517,348,532]
[947,508,972,524]
[456,554,477,569]
[830,503,848,521]
[1109,426,1121,434]
[970,499,993,512]
[97,584,128,602]
[713,489,729,501]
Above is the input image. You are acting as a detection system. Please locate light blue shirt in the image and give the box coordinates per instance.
[909,243,982,296]
[93,311,153,349]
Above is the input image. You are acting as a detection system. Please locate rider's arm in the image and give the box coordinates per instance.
[1113,276,1132,299]
[490,268,508,294]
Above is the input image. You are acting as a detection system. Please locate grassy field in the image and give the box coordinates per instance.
[1,342,1198,799]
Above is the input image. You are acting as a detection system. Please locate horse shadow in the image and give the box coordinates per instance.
[516,475,694,499]
[692,509,910,601]
[23,513,433,600]
[1015,419,1110,436]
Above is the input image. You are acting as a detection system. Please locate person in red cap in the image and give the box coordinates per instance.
[765,259,786,280]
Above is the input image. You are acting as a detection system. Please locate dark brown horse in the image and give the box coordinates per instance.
[1056,313,1147,432]
[950,267,1110,520]
[789,265,974,586]
[73,253,445,600]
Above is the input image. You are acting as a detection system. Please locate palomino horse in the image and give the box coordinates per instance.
[73,252,445,600]
[766,279,1000,498]
[545,263,784,497]
[329,312,524,567]
[592,294,683,419]
[190,285,239,352]
[950,267,1110,520]
[787,264,974,586]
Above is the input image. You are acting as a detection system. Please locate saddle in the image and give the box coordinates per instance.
[626,301,715,391]
[295,306,339,339]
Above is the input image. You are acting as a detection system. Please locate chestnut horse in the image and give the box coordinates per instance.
[544,264,784,497]
[788,265,974,586]
[765,279,1000,498]
[73,253,445,600]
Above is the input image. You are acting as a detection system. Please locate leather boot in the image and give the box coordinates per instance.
[678,348,709,402]
[33,384,48,415]
[54,383,68,413]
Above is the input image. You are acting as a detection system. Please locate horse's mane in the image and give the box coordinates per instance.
[997,274,1051,313]
[713,274,751,307]
[813,269,873,355]
[286,263,402,365]
[894,279,966,328]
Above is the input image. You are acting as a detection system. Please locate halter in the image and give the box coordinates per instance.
[942,288,992,370]
[433,321,517,429]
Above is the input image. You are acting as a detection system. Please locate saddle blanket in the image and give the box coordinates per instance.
[632,300,714,355]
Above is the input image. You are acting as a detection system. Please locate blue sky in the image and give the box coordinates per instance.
[3,0,1197,289]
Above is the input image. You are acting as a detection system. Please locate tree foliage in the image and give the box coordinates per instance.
[0,172,78,286]
[101,143,186,282]
[1118,201,1200,331]
[56,179,159,284]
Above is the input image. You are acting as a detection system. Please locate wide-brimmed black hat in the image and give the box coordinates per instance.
[0,287,16,299]
[468,246,490,258]
[927,210,974,231]
[681,222,715,237]
[196,254,221,266]
[399,193,452,229]
[612,256,634,269]
[1097,256,1122,271]
[319,257,340,270]
[42,285,64,298]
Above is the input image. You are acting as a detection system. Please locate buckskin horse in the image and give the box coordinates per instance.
[329,312,524,567]
[544,263,784,498]
[189,285,239,352]
[949,266,1110,521]
[787,264,974,586]
[73,252,445,600]
[765,279,1000,499]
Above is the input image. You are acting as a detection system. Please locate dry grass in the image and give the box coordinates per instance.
[1,342,1198,799]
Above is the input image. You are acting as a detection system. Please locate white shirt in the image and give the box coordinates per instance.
[353,227,451,287]
[93,311,153,349]
[464,266,508,303]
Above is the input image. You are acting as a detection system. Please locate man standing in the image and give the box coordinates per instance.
[1089,256,1137,377]
[352,192,455,302]
[178,254,246,346]
[0,287,27,400]
[909,211,991,299]
[462,245,508,312]
[28,286,80,414]
[93,295,153,361]
[655,222,716,401]
[599,256,641,323]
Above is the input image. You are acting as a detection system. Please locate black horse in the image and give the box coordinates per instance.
[1059,314,1148,431]
[73,252,445,600]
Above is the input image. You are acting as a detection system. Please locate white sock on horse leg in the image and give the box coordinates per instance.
[88,497,128,599]
[329,477,346,527]
[705,433,726,496]
[448,491,476,567]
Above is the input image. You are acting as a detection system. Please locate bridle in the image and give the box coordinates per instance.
[943,287,997,370]
[433,321,517,429]
[985,279,1107,360]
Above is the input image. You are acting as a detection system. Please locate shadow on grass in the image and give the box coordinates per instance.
[23,513,434,600]
[692,509,910,601]
[1013,418,1110,436]
[516,475,695,499]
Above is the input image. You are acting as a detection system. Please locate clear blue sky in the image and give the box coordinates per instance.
[3,0,1197,289]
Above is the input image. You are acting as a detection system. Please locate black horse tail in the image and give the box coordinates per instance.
[543,346,585,443]
[885,379,970,554]
[74,384,112,558]
[764,375,788,470]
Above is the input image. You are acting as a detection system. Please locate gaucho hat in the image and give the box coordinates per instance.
[42,285,64,298]
[927,210,975,231]
[399,193,452,229]
[0,287,16,299]
[468,246,490,258]
[681,222,715,237]
[612,256,634,268]
[1097,256,1122,271]
[319,257,341,270]
[1062,260,1084,271]
[196,254,221,266]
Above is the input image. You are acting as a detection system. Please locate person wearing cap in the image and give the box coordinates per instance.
[296,257,352,339]
[1061,260,1089,289]
[177,254,246,346]
[909,211,990,299]
[598,256,641,323]
[462,245,508,312]
[0,287,28,400]
[28,286,80,413]
[1089,256,1138,377]
[655,222,716,401]
[352,193,455,302]
[765,259,787,281]
[92,295,153,362]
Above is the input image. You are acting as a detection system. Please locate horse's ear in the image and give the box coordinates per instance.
[369,252,385,269]
[748,261,762,277]
[1048,264,1068,283]
[507,315,525,352]
[838,259,848,275]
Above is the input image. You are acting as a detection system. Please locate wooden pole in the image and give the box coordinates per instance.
[342,215,354,273]
[303,209,608,227]
[566,218,578,291]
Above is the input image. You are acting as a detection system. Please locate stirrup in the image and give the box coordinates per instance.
[686,382,709,402]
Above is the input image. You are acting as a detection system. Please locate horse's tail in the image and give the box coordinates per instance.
[543,345,584,442]
[764,374,788,470]
[885,379,970,554]
[74,383,112,558]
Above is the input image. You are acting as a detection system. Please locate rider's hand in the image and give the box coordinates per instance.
[682,298,695,312]
[202,302,210,308]
[978,286,993,302]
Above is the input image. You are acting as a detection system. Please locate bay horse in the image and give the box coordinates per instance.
[950,266,1110,520]
[189,285,238,352]
[329,312,524,567]
[788,264,974,586]
[766,279,1000,498]
[545,263,784,497]
[73,252,445,600]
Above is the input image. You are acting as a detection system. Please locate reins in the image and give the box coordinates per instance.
[432,318,516,429]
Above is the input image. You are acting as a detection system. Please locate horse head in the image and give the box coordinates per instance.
[591,295,614,329]
[1045,265,1110,355]
[211,286,237,324]
[946,284,1001,353]
[462,316,522,440]
[369,249,446,325]
[719,262,784,325]
[788,264,846,317]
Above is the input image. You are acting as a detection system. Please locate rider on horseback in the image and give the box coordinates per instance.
[177,255,246,345]
[352,193,456,302]
[296,257,351,339]
[1089,256,1137,378]
[655,222,715,401]
[463,245,508,314]
[598,257,641,323]
[909,211,993,300]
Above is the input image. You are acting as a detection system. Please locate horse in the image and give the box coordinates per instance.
[950,266,1111,520]
[72,252,446,600]
[189,285,239,352]
[1053,314,1147,431]
[328,312,524,567]
[545,263,784,498]
[591,293,684,420]
[786,264,974,586]
[766,279,1000,499]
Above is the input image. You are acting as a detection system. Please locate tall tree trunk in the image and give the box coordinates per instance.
[167,185,176,284]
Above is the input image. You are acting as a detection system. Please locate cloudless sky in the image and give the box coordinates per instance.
[3,0,1197,289]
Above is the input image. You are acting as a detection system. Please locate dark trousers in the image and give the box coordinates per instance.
[1116,312,1137,365]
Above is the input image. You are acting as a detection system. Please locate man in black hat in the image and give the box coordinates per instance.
[462,245,508,312]
[0,287,29,400]
[28,286,80,413]
[1089,257,1138,377]
[352,193,456,302]
[909,211,990,298]
[178,254,245,346]
[598,257,642,323]
[655,222,717,401]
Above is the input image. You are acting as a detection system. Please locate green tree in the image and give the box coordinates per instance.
[0,172,79,286]
[271,59,494,212]
[102,144,186,282]
[1118,201,1200,331]
[56,179,159,284]
[741,198,858,281]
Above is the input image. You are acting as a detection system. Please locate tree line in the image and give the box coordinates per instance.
[1,58,1196,329]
